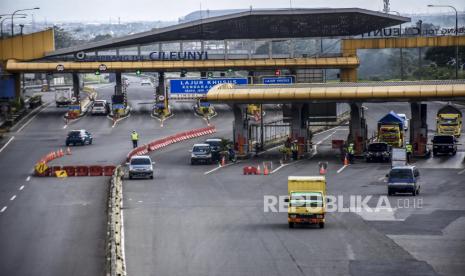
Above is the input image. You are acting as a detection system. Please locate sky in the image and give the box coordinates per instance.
[1,0,464,23]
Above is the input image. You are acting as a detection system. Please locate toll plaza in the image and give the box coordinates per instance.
[206,81,465,156]
[1,8,464,155]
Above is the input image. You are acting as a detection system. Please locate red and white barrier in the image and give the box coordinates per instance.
[126,125,217,161]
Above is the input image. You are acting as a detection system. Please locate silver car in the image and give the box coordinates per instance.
[127,155,154,179]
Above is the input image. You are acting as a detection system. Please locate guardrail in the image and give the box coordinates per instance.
[106,166,126,276]
[127,125,217,161]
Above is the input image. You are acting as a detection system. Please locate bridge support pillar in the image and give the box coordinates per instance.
[340,68,357,82]
[410,102,428,157]
[72,73,80,102]
[13,73,22,103]
[289,103,310,156]
[348,103,367,155]
[115,72,122,95]
[232,104,249,156]
[156,72,165,98]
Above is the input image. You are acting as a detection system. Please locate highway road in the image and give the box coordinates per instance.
[0,77,214,276]
[0,79,464,276]
[123,101,465,276]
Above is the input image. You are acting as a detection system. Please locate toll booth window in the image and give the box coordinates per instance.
[290,192,323,207]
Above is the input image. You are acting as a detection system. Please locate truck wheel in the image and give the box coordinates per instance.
[288,222,294,228]
[150,174,154,179]
[319,222,325,229]
[191,159,196,165]
[388,189,393,196]
[129,174,133,180]
[412,189,416,196]
[433,151,437,157]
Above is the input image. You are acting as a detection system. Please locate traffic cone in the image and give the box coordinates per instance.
[59,148,64,157]
[67,147,72,155]
[256,164,261,175]
[221,156,226,166]
[344,155,349,166]
[264,164,269,175]
[319,166,326,175]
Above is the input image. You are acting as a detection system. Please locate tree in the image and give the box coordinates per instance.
[53,26,78,49]
[90,34,112,42]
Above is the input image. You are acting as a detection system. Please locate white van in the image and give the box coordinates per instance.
[91,100,108,115]
[397,113,409,131]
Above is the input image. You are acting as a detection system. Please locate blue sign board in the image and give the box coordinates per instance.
[262,77,294,85]
[68,105,80,110]
[0,79,15,98]
[170,78,248,94]
[112,104,125,110]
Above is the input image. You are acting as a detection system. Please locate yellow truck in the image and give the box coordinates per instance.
[377,111,405,148]
[286,176,326,229]
[436,105,462,137]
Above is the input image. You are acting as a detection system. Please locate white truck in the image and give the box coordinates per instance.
[55,87,73,107]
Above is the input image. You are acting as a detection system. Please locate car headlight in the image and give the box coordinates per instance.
[289,215,296,218]
[448,145,453,148]
[316,214,324,219]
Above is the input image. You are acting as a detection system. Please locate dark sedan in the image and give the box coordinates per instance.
[66,129,93,146]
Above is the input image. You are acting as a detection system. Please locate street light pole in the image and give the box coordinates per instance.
[390,11,404,80]
[428,4,459,79]
[11,7,39,37]
[1,15,26,39]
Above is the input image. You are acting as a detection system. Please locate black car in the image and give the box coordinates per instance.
[432,135,457,156]
[205,138,222,162]
[366,142,391,162]
[66,130,93,146]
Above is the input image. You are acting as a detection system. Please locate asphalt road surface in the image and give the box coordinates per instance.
[1,80,464,276]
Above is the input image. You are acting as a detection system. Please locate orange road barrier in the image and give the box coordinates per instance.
[103,165,116,176]
[75,166,89,176]
[66,147,72,155]
[256,164,261,175]
[50,166,62,176]
[62,166,76,177]
[263,164,269,176]
[89,166,103,176]
[243,166,258,175]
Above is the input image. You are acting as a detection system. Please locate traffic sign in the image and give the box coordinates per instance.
[170,78,248,94]
[56,64,65,72]
[55,170,68,178]
[71,97,77,103]
[158,95,165,101]
[35,162,48,174]
[262,76,294,84]
[98,64,107,71]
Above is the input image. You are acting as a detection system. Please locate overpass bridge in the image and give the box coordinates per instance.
[205,80,465,157]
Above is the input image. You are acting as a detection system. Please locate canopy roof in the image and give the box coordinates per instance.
[46,8,409,57]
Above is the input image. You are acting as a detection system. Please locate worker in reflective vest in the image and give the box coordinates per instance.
[406,142,413,163]
[347,143,355,164]
[131,130,139,148]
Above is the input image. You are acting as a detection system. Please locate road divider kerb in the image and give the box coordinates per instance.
[127,125,217,161]
[106,166,126,276]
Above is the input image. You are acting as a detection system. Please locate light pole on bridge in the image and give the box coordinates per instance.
[11,7,39,37]
[428,4,459,79]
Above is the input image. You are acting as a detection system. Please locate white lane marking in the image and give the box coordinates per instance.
[271,158,306,174]
[26,176,31,182]
[204,161,241,175]
[16,108,43,133]
[10,195,16,201]
[0,136,15,154]
[19,185,25,190]
[337,165,349,174]
[63,124,68,129]
[458,168,465,175]
[0,206,7,213]
[378,176,385,181]
[346,244,355,260]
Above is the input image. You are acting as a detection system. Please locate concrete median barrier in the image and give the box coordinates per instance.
[106,166,126,276]
[62,166,76,176]
[127,125,217,161]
